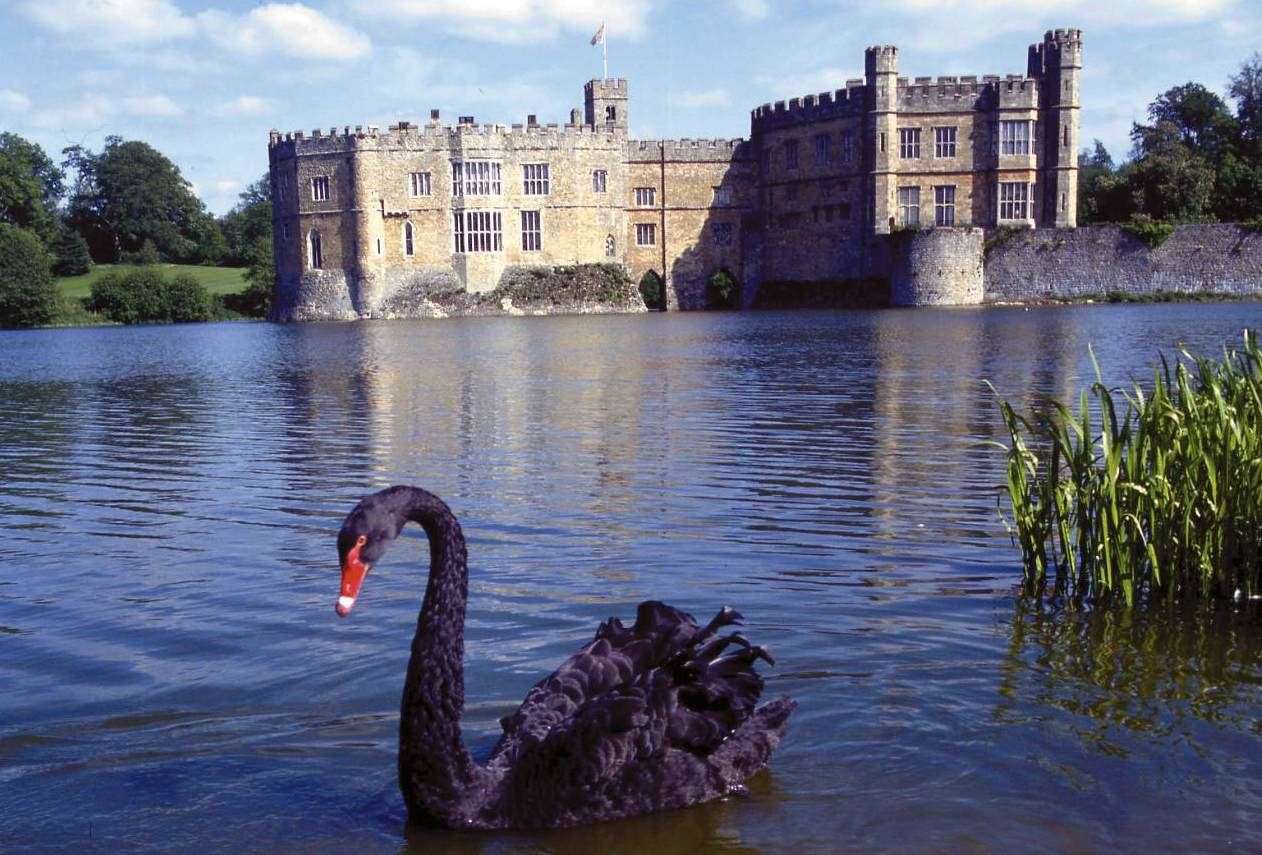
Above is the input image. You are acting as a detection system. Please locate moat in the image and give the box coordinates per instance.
[2,304,1261,851]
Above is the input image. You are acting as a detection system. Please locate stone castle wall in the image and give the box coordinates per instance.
[983,224,1262,302]
[891,228,985,306]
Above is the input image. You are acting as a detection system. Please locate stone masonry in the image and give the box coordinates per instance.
[267,29,1083,320]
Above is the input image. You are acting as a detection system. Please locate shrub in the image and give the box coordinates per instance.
[50,223,92,277]
[88,268,210,323]
[991,332,1262,606]
[0,223,59,327]
[164,274,212,322]
[120,239,160,266]
[706,269,739,309]
[1121,216,1176,249]
[638,270,664,310]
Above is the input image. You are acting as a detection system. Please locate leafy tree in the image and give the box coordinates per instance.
[63,136,215,263]
[1144,83,1238,163]
[50,221,92,276]
[223,235,274,317]
[89,268,168,323]
[218,176,272,266]
[1228,53,1262,160]
[0,133,64,241]
[187,211,227,265]
[1128,120,1216,221]
[1076,140,1135,224]
[0,223,59,327]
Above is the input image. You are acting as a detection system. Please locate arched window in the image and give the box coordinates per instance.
[605,234,616,257]
[404,221,414,256]
[605,105,616,122]
[307,229,322,269]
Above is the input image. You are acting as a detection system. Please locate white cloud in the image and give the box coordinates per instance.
[0,89,32,112]
[733,0,769,21]
[359,0,651,43]
[214,179,241,194]
[212,96,273,118]
[670,88,732,108]
[121,94,184,118]
[197,4,372,60]
[19,0,370,62]
[756,67,858,101]
[29,97,112,131]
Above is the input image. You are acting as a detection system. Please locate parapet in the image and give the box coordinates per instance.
[584,78,628,95]
[269,117,629,156]
[627,138,752,163]
[864,45,898,77]
[750,85,868,133]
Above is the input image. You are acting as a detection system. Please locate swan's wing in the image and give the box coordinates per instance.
[488,604,784,825]
[487,600,704,767]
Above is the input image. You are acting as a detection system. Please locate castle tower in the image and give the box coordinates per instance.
[865,46,898,235]
[349,135,383,313]
[1030,29,1082,227]
[585,79,628,131]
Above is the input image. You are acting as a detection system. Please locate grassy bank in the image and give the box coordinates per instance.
[57,264,249,301]
[991,332,1262,606]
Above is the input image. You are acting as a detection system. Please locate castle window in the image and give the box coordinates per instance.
[838,202,851,220]
[1060,192,1067,212]
[934,127,957,158]
[282,222,289,240]
[635,223,656,246]
[814,133,831,165]
[714,222,732,246]
[307,229,322,269]
[898,128,921,159]
[521,210,542,251]
[311,176,330,202]
[934,185,956,226]
[451,160,502,197]
[404,221,414,256]
[592,169,607,193]
[714,186,732,206]
[897,186,920,226]
[523,163,550,195]
[635,187,656,207]
[605,234,616,257]
[376,237,382,255]
[840,130,855,163]
[1000,120,1031,155]
[452,210,502,253]
[606,105,617,122]
[998,181,1029,220]
[409,172,432,197]
[785,140,799,169]
[1063,125,1070,148]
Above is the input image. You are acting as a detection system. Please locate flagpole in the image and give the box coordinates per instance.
[603,23,608,79]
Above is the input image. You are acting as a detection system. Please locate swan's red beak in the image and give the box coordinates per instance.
[336,542,369,617]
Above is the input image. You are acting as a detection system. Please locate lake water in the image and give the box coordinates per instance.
[2,305,1261,853]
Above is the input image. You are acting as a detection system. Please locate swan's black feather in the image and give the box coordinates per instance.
[337,487,795,830]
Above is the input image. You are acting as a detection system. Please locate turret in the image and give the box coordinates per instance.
[1030,29,1082,227]
[865,46,898,235]
[584,78,628,131]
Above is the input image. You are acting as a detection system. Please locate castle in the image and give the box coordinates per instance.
[267,29,1082,318]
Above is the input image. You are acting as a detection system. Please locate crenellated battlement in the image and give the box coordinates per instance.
[750,86,868,133]
[268,119,628,158]
[627,137,752,162]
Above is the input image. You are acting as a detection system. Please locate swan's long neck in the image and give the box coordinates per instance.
[397,489,485,823]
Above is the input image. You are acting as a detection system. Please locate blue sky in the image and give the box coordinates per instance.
[1,0,1258,215]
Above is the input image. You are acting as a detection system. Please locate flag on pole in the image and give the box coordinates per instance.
[590,22,605,45]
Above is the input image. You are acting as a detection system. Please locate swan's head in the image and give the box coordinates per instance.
[335,497,399,617]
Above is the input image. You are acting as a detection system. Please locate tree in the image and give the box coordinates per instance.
[0,133,64,241]
[0,223,59,328]
[164,274,212,322]
[224,235,274,317]
[706,269,739,309]
[1144,83,1238,164]
[1128,120,1216,221]
[218,175,272,266]
[63,136,214,263]
[50,221,92,276]
[1228,53,1262,160]
[1076,140,1134,224]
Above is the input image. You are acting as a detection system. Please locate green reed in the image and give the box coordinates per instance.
[990,331,1262,606]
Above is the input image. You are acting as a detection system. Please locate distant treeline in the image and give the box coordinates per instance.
[1078,53,1262,230]
[0,132,272,328]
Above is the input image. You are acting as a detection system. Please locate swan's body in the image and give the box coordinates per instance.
[335,485,795,829]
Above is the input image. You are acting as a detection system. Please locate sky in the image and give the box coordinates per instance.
[0,0,1258,215]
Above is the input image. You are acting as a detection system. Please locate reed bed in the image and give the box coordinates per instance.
[991,331,1262,606]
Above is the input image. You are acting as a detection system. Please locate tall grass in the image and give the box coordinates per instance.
[990,332,1262,606]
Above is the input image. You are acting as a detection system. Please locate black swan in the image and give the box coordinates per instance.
[333,485,796,829]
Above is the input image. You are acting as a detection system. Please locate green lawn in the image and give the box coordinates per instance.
[57,264,250,300]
